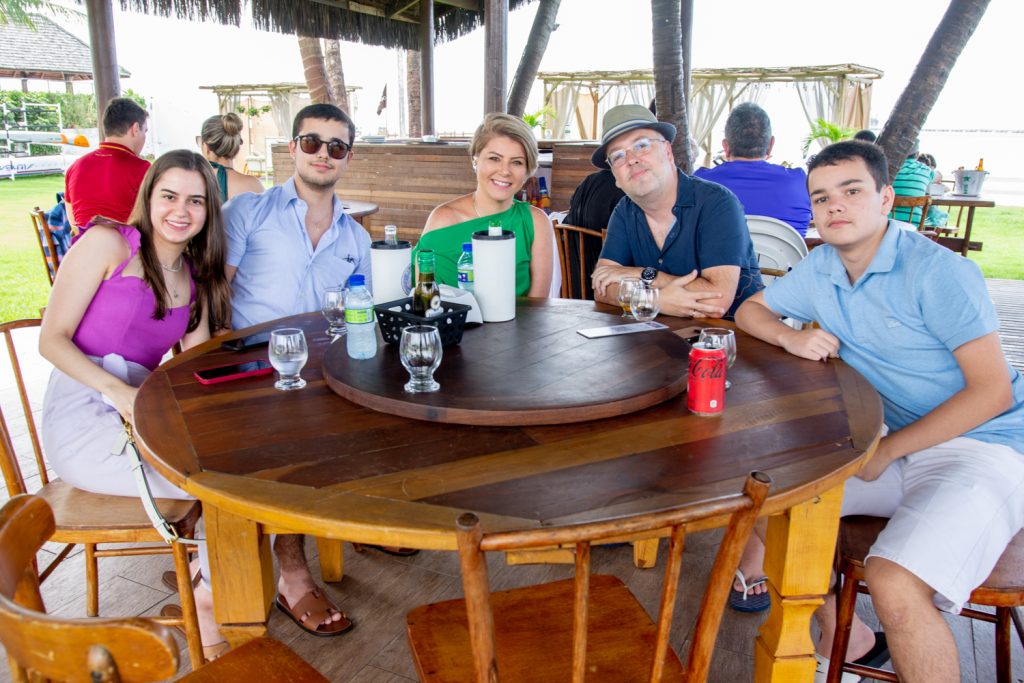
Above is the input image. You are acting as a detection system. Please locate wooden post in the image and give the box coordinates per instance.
[420,0,435,135]
[484,0,509,113]
[85,0,121,140]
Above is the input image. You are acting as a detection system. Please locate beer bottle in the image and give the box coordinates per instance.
[412,249,441,317]
[976,158,985,172]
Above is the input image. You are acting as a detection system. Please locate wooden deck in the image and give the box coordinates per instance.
[3,281,1024,681]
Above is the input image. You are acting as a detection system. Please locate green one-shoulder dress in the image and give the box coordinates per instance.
[412,200,535,296]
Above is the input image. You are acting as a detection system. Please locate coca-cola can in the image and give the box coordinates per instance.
[687,342,726,416]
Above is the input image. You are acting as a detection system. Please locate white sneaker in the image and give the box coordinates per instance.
[813,653,861,683]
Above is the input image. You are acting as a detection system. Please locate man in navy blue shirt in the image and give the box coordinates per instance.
[590,105,763,319]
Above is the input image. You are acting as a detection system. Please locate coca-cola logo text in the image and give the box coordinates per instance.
[690,358,725,379]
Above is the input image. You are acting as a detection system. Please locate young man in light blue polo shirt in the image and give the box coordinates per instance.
[735,140,1024,682]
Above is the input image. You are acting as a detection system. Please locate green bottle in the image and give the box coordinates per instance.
[412,249,441,317]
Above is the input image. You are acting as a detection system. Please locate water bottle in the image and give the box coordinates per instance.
[344,274,377,359]
[456,242,474,292]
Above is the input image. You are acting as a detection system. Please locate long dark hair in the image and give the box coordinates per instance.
[125,150,232,332]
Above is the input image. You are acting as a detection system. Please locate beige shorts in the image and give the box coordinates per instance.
[841,435,1024,613]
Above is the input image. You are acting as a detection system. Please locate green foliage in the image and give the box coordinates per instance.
[521,105,556,130]
[236,104,272,118]
[802,118,857,155]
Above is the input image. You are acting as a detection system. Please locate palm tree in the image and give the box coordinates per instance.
[298,36,332,106]
[1,0,73,27]
[650,0,693,172]
[802,118,856,155]
[877,0,990,181]
[324,39,349,112]
[506,0,561,118]
[406,50,422,138]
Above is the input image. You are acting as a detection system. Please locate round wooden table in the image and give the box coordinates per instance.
[134,299,883,681]
[341,199,379,224]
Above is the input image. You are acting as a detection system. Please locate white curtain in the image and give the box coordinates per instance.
[689,80,736,165]
[269,93,292,140]
[797,79,842,150]
[547,84,580,140]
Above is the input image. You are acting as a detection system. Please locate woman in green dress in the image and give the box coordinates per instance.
[416,113,554,296]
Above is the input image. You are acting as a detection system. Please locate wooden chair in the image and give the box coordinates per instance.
[889,195,932,233]
[30,206,61,285]
[0,494,330,683]
[407,472,772,682]
[826,516,1024,683]
[0,318,204,667]
[553,222,604,300]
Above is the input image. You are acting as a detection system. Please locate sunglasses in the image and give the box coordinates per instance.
[294,134,351,160]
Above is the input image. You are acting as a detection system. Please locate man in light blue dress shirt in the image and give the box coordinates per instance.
[223,103,372,638]
[736,140,1024,682]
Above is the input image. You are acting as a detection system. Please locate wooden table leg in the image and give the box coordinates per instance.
[960,206,977,257]
[754,485,844,683]
[317,537,345,582]
[205,505,275,646]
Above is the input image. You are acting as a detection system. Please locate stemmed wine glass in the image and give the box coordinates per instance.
[321,286,346,338]
[698,327,737,389]
[629,283,661,322]
[268,328,308,391]
[617,277,641,318]
[400,325,443,393]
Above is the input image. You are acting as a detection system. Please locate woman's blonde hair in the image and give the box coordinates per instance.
[469,113,539,176]
[200,112,244,160]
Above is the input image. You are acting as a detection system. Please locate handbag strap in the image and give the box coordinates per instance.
[123,421,201,546]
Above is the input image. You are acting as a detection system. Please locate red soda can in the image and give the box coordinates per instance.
[687,342,726,416]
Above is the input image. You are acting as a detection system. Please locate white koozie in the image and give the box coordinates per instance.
[370,239,412,304]
[472,229,516,322]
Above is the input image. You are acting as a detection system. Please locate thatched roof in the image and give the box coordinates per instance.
[114,0,537,49]
[0,14,130,81]
[538,64,884,87]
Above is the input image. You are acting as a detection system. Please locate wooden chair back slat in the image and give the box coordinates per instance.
[1,320,48,493]
[553,223,604,300]
[451,472,772,682]
[0,495,181,683]
[30,207,60,286]
[890,194,932,232]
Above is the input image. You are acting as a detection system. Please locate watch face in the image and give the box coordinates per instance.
[641,267,657,282]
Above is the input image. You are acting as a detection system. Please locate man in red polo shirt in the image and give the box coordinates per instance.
[65,98,150,229]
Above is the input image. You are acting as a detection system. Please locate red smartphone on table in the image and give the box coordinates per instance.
[194,359,273,385]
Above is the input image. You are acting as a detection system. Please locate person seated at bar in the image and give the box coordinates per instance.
[38,150,234,660]
[416,113,554,296]
[198,112,265,202]
[891,139,934,226]
[695,102,812,236]
[734,140,1024,682]
[589,104,763,320]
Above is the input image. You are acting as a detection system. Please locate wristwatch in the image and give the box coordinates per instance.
[640,266,658,286]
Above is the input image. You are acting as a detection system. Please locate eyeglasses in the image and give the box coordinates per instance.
[294,134,351,160]
[607,137,667,168]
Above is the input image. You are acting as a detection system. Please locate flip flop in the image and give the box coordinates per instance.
[813,632,890,683]
[161,568,202,594]
[729,568,771,613]
[351,543,420,557]
[275,588,354,637]
[159,604,230,663]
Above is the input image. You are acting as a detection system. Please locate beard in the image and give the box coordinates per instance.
[296,165,341,190]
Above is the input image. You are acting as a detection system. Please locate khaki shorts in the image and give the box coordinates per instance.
[841,435,1024,613]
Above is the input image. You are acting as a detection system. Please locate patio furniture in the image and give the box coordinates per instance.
[889,195,932,233]
[0,318,204,667]
[0,494,330,683]
[405,472,771,681]
[132,300,884,681]
[553,222,604,300]
[930,195,996,256]
[30,206,60,285]
[825,516,1024,683]
[745,215,809,284]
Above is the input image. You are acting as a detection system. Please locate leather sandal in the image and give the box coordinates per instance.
[275,588,354,637]
[161,567,202,594]
[351,542,420,557]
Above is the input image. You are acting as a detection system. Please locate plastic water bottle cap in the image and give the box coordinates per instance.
[462,242,472,252]
[348,274,365,287]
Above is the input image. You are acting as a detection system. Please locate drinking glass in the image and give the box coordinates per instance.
[268,328,308,391]
[617,277,641,318]
[699,327,737,389]
[321,286,346,337]
[400,325,443,393]
[629,283,661,322]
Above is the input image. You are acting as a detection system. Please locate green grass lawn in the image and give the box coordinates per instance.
[1,174,1022,321]
[0,174,64,321]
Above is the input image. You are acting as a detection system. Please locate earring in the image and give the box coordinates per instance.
[472,158,478,171]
